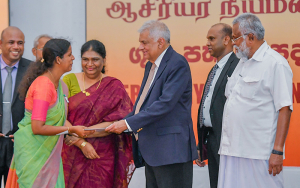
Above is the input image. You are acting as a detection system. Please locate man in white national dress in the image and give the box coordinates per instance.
[218,13,293,188]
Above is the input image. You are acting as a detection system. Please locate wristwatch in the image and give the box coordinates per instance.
[272,149,283,155]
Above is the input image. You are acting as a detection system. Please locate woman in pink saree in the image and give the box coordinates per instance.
[61,40,135,188]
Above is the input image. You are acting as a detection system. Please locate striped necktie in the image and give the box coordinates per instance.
[199,64,218,128]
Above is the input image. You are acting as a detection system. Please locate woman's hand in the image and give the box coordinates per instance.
[64,135,80,146]
[81,142,100,159]
[69,126,95,138]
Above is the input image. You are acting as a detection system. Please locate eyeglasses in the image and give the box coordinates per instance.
[231,35,244,43]
[36,47,43,51]
[231,33,251,43]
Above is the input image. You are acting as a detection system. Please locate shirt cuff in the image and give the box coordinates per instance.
[125,119,132,132]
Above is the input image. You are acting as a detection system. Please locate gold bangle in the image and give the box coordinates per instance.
[80,141,87,148]
[68,127,72,134]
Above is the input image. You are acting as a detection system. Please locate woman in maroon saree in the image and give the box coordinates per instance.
[61,40,135,188]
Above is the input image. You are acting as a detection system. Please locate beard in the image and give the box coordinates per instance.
[234,40,250,60]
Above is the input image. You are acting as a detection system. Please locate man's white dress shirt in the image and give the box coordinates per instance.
[202,52,232,127]
[219,41,293,160]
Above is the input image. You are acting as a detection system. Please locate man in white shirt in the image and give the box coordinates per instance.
[218,13,293,188]
[195,23,239,188]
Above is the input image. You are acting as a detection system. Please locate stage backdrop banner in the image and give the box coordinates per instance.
[87,0,300,166]
[0,0,9,54]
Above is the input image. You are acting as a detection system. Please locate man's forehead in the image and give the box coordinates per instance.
[2,30,24,41]
[208,26,222,36]
[39,37,51,42]
[140,32,157,44]
[38,37,50,45]
[232,24,241,36]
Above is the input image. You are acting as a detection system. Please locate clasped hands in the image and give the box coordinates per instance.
[64,125,100,160]
[195,150,206,167]
[64,135,100,160]
[0,133,14,142]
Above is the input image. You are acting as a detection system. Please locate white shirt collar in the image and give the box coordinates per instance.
[153,46,169,68]
[216,51,233,69]
[249,41,268,62]
[0,55,19,70]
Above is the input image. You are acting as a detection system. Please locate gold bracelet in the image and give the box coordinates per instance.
[80,141,87,148]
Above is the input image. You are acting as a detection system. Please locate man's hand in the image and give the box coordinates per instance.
[105,120,127,134]
[9,135,14,142]
[0,133,14,142]
[268,153,283,176]
[195,150,206,167]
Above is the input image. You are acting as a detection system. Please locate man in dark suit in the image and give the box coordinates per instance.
[0,26,31,187]
[195,23,239,188]
[106,20,198,188]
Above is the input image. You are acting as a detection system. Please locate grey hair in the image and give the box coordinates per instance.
[233,13,265,40]
[138,20,170,43]
[33,34,52,48]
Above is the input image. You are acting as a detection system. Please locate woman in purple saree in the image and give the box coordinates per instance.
[61,40,135,188]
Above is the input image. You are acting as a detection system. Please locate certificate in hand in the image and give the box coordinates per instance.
[56,130,78,137]
[84,128,106,132]
[56,130,69,135]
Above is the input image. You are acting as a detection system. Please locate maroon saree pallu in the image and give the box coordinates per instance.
[62,77,135,188]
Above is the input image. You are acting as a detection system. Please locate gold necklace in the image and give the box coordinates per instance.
[48,70,58,90]
[82,73,103,96]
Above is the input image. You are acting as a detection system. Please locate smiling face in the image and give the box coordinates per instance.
[81,49,105,78]
[0,27,25,66]
[138,30,161,63]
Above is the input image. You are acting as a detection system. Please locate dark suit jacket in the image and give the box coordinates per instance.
[197,52,239,161]
[0,57,31,167]
[126,46,198,168]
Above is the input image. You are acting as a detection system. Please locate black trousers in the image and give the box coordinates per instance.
[0,166,9,188]
[205,127,220,188]
[145,161,193,188]
[0,137,13,188]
